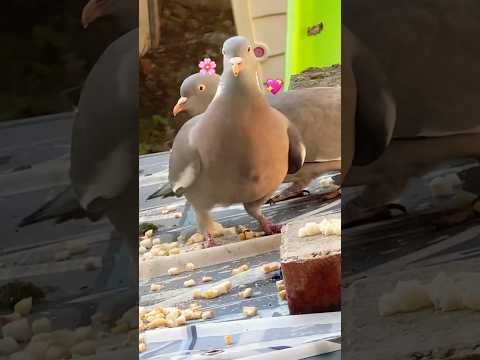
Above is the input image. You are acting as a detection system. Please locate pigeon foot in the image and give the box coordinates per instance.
[203,232,219,248]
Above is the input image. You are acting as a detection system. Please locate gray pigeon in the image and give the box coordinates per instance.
[149,73,340,202]
[343,1,480,225]
[173,73,222,119]
[20,29,138,275]
[169,36,305,247]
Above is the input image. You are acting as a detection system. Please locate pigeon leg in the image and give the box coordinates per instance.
[192,206,219,247]
[203,231,219,248]
[244,198,282,235]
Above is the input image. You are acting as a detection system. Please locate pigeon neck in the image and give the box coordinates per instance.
[221,72,266,101]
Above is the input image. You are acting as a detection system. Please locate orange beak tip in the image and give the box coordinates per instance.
[173,105,182,117]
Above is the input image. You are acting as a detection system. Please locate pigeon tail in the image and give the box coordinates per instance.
[18,186,88,227]
[147,183,178,200]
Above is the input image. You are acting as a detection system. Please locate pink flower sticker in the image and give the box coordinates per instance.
[198,58,217,75]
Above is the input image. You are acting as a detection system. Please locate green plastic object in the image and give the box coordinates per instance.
[285,0,341,89]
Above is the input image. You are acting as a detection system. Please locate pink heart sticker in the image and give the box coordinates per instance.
[266,79,283,95]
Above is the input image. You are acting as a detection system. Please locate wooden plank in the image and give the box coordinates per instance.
[140,0,162,56]
[139,233,281,280]
[250,0,287,18]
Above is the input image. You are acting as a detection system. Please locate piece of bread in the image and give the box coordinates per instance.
[280,214,341,314]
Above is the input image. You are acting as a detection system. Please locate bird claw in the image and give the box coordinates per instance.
[262,222,283,235]
[203,233,219,248]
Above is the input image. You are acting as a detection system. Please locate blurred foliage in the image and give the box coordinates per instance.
[0,1,125,122]
[139,114,175,155]
[139,0,236,154]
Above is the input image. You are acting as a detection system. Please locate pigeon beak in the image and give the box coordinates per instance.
[81,0,108,29]
[229,57,243,77]
[173,97,188,116]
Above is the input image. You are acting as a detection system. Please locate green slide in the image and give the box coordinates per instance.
[285,0,341,89]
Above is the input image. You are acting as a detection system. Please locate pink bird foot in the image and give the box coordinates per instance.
[203,232,219,248]
[260,221,283,235]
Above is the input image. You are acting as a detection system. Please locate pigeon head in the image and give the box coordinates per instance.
[81,0,138,30]
[173,73,221,117]
[221,36,258,81]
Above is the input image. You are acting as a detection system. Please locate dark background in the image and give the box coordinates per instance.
[0,1,124,122]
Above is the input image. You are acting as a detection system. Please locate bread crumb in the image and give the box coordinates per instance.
[168,267,181,276]
[276,280,285,292]
[192,289,203,299]
[189,303,201,310]
[145,229,154,238]
[186,262,196,271]
[186,233,204,245]
[175,315,187,326]
[168,247,180,255]
[150,283,163,292]
[239,288,253,299]
[298,218,341,237]
[139,342,146,353]
[224,335,233,345]
[202,276,213,283]
[243,306,257,317]
[232,264,249,275]
[278,289,287,301]
[263,262,281,273]
[14,297,32,316]
[184,279,196,288]
[201,310,214,320]
[140,238,153,249]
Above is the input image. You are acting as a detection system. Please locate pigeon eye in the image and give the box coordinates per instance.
[198,84,206,92]
[247,46,251,52]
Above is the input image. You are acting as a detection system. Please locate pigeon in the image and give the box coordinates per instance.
[343,1,480,225]
[169,36,305,247]
[172,73,222,133]
[148,73,340,201]
[20,29,139,275]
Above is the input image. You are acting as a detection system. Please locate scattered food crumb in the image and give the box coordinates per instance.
[186,263,196,271]
[167,267,181,276]
[150,284,163,292]
[202,276,213,283]
[14,297,32,316]
[144,229,154,238]
[224,335,233,345]
[239,288,253,299]
[201,310,214,320]
[242,306,257,317]
[298,218,341,237]
[232,264,249,275]
[140,238,153,249]
[278,289,287,301]
[263,262,281,273]
[276,280,285,292]
[193,281,233,299]
[168,247,180,255]
[184,279,196,288]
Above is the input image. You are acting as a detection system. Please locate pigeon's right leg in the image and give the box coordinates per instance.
[270,161,341,203]
[193,206,218,248]
[244,198,282,235]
